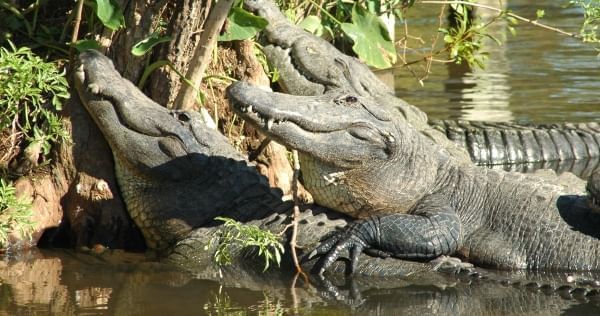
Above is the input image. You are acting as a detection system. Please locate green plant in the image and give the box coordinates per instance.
[0,41,70,167]
[206,217,284,272]
[437,2,510,68]
[0,179,35,250]
[569,0,600,43]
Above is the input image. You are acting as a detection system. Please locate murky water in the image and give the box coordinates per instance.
[3,249,600,315]
[2,1,600,315]
[387,0,600,123]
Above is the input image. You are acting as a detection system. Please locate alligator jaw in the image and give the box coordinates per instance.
[73,50,226,180]
[227,81,397,167]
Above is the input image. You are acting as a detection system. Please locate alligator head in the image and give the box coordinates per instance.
[244,0,384,96]
[74,51,279,251]
[74,51,243,180]
[243,0,428,128]
[228,81,445,218]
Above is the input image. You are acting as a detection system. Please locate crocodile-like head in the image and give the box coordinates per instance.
[243,0,428,128]
[74,51,243,181]
[244,0,389,96]
[228,81,442,217]
[74,51,275,251]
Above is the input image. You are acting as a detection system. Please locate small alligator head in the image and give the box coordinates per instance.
[228,81,443,217]
[244,0,389,97]
[74,51,242,182]
[243,0,428,128]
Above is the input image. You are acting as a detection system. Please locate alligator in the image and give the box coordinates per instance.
[72,51,600,304]
[243,0,600,172]
[73,49,473,277]
[227,80,600,274]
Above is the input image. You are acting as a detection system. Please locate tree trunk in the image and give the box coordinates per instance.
[12,0,303,251]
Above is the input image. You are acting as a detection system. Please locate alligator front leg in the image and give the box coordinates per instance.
[309,195,463,275]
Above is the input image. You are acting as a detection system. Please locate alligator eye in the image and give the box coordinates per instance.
[174,112,191,122]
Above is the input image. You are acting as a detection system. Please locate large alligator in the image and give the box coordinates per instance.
[243,0,600,173]
[73,49,471,277]
[71,51,600,304]
[227,81,600,274]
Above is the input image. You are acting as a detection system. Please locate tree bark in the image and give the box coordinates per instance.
[11,0,305,251]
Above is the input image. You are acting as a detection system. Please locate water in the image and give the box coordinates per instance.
[2,1,600,314]
[3,249,600,315]
[385,0,600,123]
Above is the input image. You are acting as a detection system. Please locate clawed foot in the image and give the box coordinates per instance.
[305,225,372,275]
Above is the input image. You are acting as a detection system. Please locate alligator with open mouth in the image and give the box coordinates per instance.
[71,50,600,304]
[243,0,600,175]
[227,80,600,274]
[73,49,467,277]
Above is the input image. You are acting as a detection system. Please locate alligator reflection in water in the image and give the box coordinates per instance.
[3,249,600,315]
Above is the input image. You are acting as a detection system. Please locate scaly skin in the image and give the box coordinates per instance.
[228,81,600,274]
[72,51,600,303]
[431,120,600,171]
[244,0,600,171]
[72,50,460,277]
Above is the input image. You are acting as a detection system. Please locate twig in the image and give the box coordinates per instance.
[173,0,234,110]
[419,0,582,39]
[421,3,447,83]
[290,149,308,280]
[69,0,85,60]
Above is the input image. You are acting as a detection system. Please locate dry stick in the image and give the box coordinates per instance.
[173,0,234,110]
[421,3,447,83]
[68,0,85,61]
[290,149,309,280]
[419,0,581,38]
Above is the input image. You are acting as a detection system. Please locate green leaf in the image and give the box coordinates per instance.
[218,7,268,41]
[341,5,397,69]
[299,15,323,35]
[73,39,101,52]
[131,33,173,56]
[506,16,519,26]
[94,0,125,30]
[536,9,545,19]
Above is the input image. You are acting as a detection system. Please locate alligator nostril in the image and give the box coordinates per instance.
[345,96,357,103]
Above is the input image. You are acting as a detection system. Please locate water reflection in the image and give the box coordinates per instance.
[3,249,600,315]
[389,0,600,123]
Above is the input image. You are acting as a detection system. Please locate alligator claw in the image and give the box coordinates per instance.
[311,229,367,275]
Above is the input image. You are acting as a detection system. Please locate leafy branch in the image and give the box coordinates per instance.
[206,217,284,272]
[419,0,582,38]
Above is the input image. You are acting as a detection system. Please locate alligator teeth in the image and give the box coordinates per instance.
[247,105,253,113]
[267,118,274,130]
